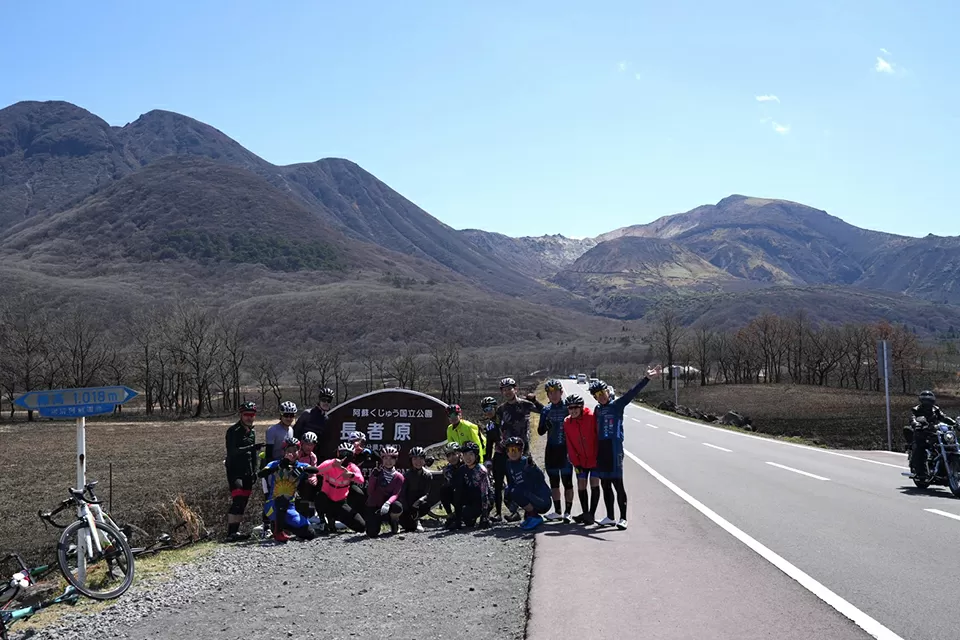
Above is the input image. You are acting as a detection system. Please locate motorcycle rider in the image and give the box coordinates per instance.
[907,390,957,480]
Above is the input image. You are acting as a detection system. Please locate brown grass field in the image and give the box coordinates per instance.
[638,383,960,449]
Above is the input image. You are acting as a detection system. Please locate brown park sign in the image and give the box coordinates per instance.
[319,389,450,474]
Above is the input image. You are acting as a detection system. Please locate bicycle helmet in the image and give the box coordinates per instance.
[239,401,258,413]
[544,379,563,393]
[588,379,608,395]
[283,436,300,450]
[409,446,427,458]
[919,390,936,406]
[318,387,335,402]
[481,396,497,409]
[504,436,524,450]
[447,403,462,415]
[302,431,318,444]
[280,400,298,415]
[461,441,481,457]
[381,444,400,457]
[500,377,517,389]
[337,442,354,459]
[445,442,461,454]
[349,431,366,442]
[564,394,585,407]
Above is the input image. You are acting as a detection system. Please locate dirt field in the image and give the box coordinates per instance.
[637,383,960,449]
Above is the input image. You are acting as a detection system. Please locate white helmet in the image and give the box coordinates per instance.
[302,431,318,443]
[280,401,298,415]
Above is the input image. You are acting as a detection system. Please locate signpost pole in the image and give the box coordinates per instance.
[76,416,87,583]
[883,341,893,451]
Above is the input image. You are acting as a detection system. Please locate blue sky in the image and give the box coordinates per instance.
[3,0,958,238]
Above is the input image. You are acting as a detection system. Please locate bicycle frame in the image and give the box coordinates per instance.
[0,585,78,640]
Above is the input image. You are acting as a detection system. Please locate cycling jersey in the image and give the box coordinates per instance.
[495,398,543,452]
[538,402,571,473]
[447,419,484,451]
[366,468,405,508]
[401,467,434,506]
[225,421,259,480]
[564,406,598,469]
[594,377,650,478]
[316,460,364,502]
[482,419,501,462]
[297,451,318,485]
[265,422,293,462]
[504,455,552,507]
[293,406,327,440]
[455,464,492,517]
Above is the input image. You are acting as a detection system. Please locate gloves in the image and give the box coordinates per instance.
[413,496,427,508]
[380,502,390,516]
[280,457,293,468]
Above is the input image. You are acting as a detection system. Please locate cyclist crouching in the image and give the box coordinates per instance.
[258,437,319,542]
[400,446,435,533]
[316,443,367,534]
[365,445,405,537]
[451,441,491,530]
[504,436,552,531]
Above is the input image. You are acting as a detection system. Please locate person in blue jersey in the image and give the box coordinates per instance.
[257,436,319,542]
[590,368,660,530]
[537,379,574,522]
[503,436,553,531]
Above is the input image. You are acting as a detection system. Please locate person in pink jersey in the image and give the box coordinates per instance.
[316,442,366,533]
[364,444,405,537]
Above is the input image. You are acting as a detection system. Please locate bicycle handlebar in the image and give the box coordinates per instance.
[37,498,73,529]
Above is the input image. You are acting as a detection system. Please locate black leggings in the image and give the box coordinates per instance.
[492,453,507,515]
[317,493,365,533]
[601,478,627,520]
[365,502,403,537]
[548,473,574,490]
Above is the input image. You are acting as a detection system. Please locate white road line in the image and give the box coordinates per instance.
[646,423,660,429]
[766,461,830,481]
[629,405,906,470]
[879,451,906,456]
[925,508,960,523]
[631,417,644,423]
[623,449,904,640]
[668,431,687,439]
[703,443,733,452]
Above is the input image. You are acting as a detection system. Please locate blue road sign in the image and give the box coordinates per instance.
[13,386,138,411]
[38,403,117,419]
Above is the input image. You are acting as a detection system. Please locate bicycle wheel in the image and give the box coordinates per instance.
[57,519,135,600]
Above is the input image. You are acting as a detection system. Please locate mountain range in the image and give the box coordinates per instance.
[2,99,959,350]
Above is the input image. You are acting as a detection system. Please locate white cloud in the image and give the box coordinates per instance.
[880,48,890,55]
[618,61,628,72]
[773,122,790,135]
[875,56,894,73]
[755,95,780,103]
[634,73,641,80]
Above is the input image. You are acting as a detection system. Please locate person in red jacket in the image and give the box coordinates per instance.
[562,393,600,524]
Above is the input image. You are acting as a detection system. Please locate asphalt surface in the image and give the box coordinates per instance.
[529,380,959,640]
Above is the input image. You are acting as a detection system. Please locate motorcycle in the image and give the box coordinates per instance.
[902,416,960,497]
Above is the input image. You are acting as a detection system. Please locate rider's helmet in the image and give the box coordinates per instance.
[564,394,585,408]
[381,444,400,457]
[588,380,608,396]
[280,400,297,415]
[499,377,517,389]
[460,441,481,458]
[544,379,563,393]
[445,442,461,455]
[318,387,335,402]
[349,431,366,443]
[919,390,936,406]
[481,396,497,410]
[447,404,462,415]
[504,436,524,451]
[337,442,354,459]
[282,436,300,451]
[239,401,258,414]
[301,431,318,444]
[409,446,427,458]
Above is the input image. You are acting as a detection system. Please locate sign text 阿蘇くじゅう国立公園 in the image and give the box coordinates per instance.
[322,389,450,473]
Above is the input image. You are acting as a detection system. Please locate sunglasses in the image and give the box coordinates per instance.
[281,413,296,418]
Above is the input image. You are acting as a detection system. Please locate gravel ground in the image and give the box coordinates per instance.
[13,518,534,640]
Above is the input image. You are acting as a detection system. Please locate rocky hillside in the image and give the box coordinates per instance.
[458,230,597,278]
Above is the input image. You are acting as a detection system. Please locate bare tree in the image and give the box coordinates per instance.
[253,360,270,409]
[315,349,334,389]
[0,297,50,420]
[648,308,686,389]
[219,319,247,412]
[431,342,461,403]
[263,359,284,409]
[840,323,872,389]
[173,301,222,417]
[332,354,351,403]
[691,325,716,386]
[127,307,164,415]
[293,352,315,408]
[59,308,109,388]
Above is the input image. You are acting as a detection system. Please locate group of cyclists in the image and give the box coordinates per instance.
[223,369,660,542]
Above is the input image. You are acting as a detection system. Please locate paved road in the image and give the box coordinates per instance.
[529,380,960,640]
